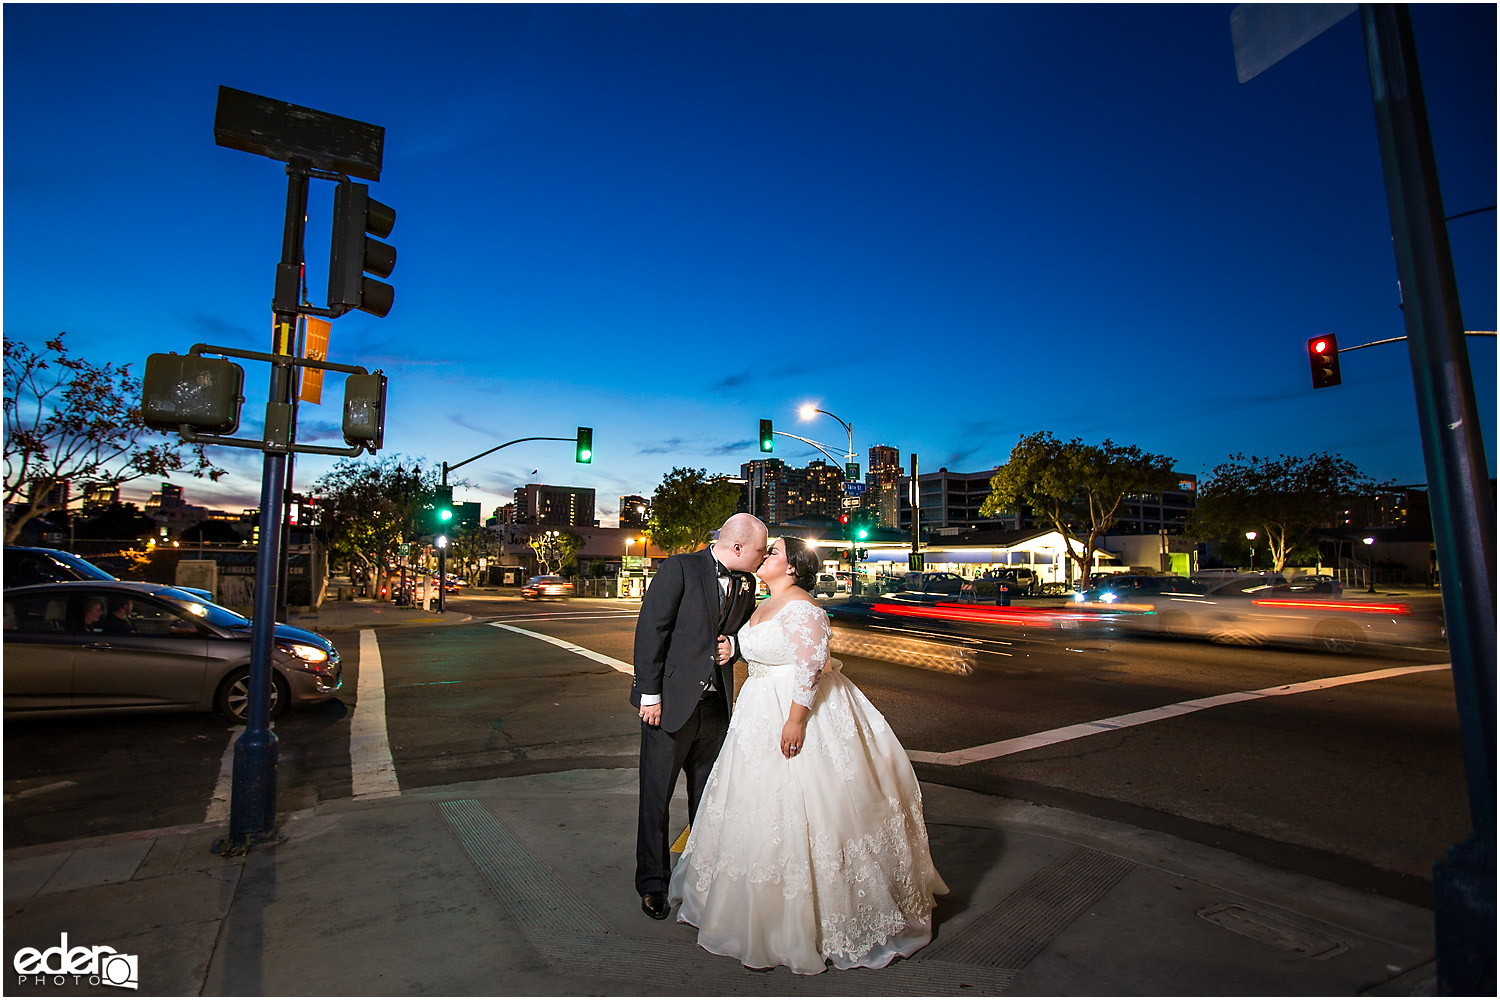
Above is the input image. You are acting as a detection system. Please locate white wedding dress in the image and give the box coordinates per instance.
[667,599,948,975]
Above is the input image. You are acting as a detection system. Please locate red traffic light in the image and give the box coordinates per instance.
[839,514,850,525]
[1308,334,1342,389]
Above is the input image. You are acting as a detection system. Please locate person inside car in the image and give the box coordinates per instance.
[101,597,136,633]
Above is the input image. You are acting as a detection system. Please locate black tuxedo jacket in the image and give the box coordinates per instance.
[631,546,756,734]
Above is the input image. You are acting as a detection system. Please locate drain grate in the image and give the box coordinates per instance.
[922,846,1136,970]
[1197,902,1350,959]
[438,798,613,935]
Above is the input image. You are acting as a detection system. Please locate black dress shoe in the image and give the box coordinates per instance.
[641,891,670,920]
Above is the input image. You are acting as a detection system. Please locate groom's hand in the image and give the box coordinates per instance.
[715,635,733,665]
[639,703,661,726]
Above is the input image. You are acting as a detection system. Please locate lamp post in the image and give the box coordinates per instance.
[799,404,854,471]
[1364,536,1377,593]
[1245,531,1257,571]
[801,404,857,579]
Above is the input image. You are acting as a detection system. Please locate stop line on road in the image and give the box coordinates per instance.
[487,621,633,674]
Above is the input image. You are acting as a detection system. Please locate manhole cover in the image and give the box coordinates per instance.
[1197,902,1350,959]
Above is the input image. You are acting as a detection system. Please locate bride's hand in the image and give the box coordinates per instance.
[780,718,807,759]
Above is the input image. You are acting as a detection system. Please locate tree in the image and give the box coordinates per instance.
[4,333,223,543]
[313,455,437,598]
[1189,453,1375,572]
[645,467,741,554]
[528,529,582,575]
[979,432,1176,585]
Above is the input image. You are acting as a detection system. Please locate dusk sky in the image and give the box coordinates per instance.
[4,4,1495,527]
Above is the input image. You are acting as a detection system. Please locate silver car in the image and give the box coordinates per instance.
[3,581,342,723]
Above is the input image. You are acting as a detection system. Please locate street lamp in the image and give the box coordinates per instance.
[1245,531,1257,571]
[799,404,854,471]
[1364,536,1377,593]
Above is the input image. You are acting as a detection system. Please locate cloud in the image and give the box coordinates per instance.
[711,439,755,455]
[709,360,822,392]
[639,438,685,455]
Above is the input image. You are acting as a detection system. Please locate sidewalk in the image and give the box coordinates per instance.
[4,768,1437,996]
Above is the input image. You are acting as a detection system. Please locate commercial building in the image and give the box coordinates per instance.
[866,445,902,528]
[513,483,597,528]
[618,495,651,529]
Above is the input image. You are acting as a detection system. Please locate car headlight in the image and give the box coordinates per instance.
[279,642,330,663]
[1102,592,1118,604]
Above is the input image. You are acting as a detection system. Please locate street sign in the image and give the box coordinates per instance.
[400,543,410,555]
[845,462,861,480]
[844,482,867,496]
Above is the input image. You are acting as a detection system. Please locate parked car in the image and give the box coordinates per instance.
[813,573,839,597]
[882,572,966,597]
[5,546,216,603]
[990,568,1036,596]
[3,581,342,722]
[521,575,574,600]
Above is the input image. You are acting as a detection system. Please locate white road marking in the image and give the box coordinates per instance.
[350,629,401,799]
[906,662,1451,766]
[4,780,77,803]
[490,622,634,675]
[488,613,640,623]
[203,727,241,824]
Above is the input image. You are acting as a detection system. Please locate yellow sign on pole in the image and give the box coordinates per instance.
[300,319,331,404]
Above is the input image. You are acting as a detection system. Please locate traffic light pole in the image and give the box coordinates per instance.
[216,164,308,851]
[1362,6,1496,992]
[436,434,585,612]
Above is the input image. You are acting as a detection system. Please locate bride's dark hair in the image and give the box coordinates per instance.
[781,536,821,591]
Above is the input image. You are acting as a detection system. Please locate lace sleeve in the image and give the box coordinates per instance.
[784,600,832,708]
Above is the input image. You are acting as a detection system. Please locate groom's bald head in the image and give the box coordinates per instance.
[713,513,768,572]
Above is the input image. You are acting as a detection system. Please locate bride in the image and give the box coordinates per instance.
[667,535,948,974]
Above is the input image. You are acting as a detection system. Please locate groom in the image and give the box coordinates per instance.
[631,512,767,919]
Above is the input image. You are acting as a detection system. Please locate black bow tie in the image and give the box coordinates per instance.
[716,562,732,579]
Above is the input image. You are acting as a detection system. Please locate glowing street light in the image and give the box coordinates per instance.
[1245,530,1257,570]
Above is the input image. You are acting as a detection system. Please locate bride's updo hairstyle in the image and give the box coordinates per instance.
[781,536,821,592]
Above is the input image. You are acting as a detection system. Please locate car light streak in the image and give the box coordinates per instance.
[1251,599,1411,614]
[870,603,1095,628]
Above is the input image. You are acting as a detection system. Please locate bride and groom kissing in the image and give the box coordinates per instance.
[630,512,947,975]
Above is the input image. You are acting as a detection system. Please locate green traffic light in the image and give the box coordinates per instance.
[855,526,869,540]
[439,509,453,522]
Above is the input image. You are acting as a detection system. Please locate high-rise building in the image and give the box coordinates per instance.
[741,459,845,525]
[619,495,651,528]
[867,445,902,528]
[514,484,596,527]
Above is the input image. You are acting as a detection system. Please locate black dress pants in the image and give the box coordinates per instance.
[635,692,729,895]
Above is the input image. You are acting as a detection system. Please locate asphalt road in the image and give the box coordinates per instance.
[3,592,1467,908]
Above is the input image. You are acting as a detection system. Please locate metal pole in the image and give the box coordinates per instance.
[438,463,447,614]
[1361,6,1496,993]
[909,454,921,570]
[218,165,306,850]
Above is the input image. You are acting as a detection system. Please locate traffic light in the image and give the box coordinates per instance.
[1308,334,1341,389]
[142,353,246,433]
[856,548,869,560]
[576,427,593,463]
[759,419,774,453]
[853,519,870,542]
[434,485,454,528]
[342,372,387,450]
[328,180,396,318]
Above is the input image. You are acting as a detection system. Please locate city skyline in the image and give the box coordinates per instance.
[4,5,1494,528]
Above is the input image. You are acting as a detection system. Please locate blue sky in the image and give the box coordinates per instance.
[5,4,1494,525]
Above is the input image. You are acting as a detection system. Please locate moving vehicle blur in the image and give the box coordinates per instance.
[3,580,342,722]
[1095,575,1424,653]
[521,575,574,600]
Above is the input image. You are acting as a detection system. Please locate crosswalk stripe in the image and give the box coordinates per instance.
[350,629,401,799]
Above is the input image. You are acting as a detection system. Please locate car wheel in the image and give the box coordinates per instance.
[216,668,289,724]
[1317,620,1360,654]
[1158,610,1191,638]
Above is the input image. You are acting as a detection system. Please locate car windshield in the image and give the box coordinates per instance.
[155,588,253,628]
[46,551,117,581]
